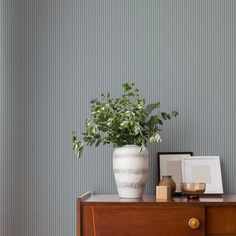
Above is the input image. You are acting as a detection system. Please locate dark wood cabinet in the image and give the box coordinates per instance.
[77,193,236,236]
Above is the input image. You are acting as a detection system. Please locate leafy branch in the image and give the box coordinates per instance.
[72,83,178,158]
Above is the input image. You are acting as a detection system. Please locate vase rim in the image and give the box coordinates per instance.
[161,175,172,178]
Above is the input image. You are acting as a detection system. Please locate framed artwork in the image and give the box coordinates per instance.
[157,152,193,193]
[181,156,223,194]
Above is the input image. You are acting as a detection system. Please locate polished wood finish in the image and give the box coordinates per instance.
[76,199,81,236]
[77,192,92,236]
[91,205,204,236]
[82,194,236,204]
[206,207,236,235]
[77,194,236,236]
[82,206,93,236]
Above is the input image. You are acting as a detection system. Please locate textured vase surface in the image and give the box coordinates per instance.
[113,145,149,198]
[159,175,176,197]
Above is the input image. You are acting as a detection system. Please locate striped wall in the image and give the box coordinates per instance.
[0,0,235,235]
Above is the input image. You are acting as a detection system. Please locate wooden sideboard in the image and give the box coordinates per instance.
[77,192,236,236]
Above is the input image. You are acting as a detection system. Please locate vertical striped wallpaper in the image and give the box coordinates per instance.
[0,0,235,235]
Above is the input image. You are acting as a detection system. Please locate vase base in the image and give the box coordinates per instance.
[117,188,144,199]
[119,196,143,199]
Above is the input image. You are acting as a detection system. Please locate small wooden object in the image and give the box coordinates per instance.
[156,186,171,200]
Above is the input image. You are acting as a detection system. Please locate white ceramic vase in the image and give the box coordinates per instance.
[113,145,149,198]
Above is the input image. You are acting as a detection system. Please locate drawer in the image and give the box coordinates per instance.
[206,207,236,235]
[82,205,205,236]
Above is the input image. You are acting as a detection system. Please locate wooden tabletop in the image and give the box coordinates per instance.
[78,192,236,206]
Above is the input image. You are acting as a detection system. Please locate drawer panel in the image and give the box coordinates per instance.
[83,205,205,236]
[206,207,236,235]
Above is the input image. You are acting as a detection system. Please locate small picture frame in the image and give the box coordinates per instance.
[157,152,193,194]
[181,156,223,194]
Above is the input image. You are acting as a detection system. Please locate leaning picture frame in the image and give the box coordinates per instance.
[181,156,223,194]
[157,152,193,194]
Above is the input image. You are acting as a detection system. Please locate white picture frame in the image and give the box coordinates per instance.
[158,152,193,193]
[181,156,223,194]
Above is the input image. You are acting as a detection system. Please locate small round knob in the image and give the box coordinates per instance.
[188,217,200,229]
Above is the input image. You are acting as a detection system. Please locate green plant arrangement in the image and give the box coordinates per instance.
[72,83,178,158]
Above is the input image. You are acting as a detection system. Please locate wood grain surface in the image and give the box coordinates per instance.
[206,207,236,235]
[77,194,236,236]
[91,205,204,236]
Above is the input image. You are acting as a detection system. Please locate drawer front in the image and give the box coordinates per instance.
[82,205,205,236]
[206,206,236,235]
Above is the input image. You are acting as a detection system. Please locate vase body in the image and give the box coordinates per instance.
[159,175,176,197]
[113,145,149,198]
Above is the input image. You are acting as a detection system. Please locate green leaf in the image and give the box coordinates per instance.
[95,140,101,147]
[103,140,110,145]
[161,112,168,120]
[148,115,163,126]
[127,93,135,96]
[122,83,132,92]
[90,98,97,104]
[72,137,77,143]
[145,102,160,115]
[172,111,179,117]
